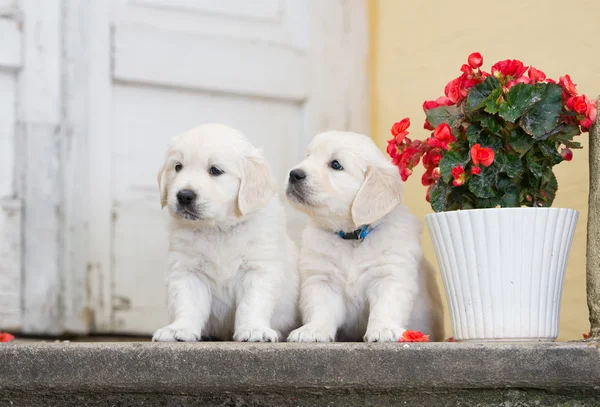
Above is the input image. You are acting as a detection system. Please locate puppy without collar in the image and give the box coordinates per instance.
[152,124,299,342]
[286,131,444,342]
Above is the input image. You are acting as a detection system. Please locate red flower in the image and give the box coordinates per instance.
[572,96,589,114]
[561,147,573,161]
[423,100,439,111]
[430,150,443,166]
[432,167,441,179]
[445,337,456,342]
[433,123,456,150]
[421,170,435,186]
[445,76,463,103]
[398,330,430,342]
[460,64,473,75]
[528,67,546,82]
[423,119,435,130]
[452,164,465,186]
[400,167,413,182]
[581,118,593,130]
[504,80,518,92]
[0,332,15,342]
[425,185,432,202]
[559,75,578,96]
[468,52,483,69]
[435,96,453,106]
[386,139,398,159]
[391,118,411,142]
[491,59,528,79]
[471,166,481,175]
[422,96,453,112]
[470,144,495,167]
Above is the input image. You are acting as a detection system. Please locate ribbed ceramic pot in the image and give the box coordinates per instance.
[425,208,578,342]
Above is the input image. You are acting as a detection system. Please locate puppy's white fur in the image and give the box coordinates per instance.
[153,124,299,342]
[286,131,444,342]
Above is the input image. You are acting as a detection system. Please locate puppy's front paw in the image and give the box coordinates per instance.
[287,324,334,342]
[364,325,404,343]
[152,320,201,342]
[234,326,279,342]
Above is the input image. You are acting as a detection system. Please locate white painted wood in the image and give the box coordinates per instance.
[0,18,22,71]
[133,0,283,21]
[0,72,16,198]
[113,26,308,101]
[114,0,305,47]
[303,0,370,138]
[17,0,63,335]
[56,0,114,334]
[0,0,17,10]
[0,199,22,330]
[82,1,114,333]
[0,1,22,332]
[0,74,20,330]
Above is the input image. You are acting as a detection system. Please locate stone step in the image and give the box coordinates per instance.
[1,342,599,406]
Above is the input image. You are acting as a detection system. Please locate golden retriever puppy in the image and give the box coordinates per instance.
[152,124,299,342]
[285,131,443,342]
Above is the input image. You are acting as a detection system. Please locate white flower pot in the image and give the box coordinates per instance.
[425,208,578,342]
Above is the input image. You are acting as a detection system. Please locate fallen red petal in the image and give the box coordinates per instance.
[398,330,430,342]
[0,332,15,342]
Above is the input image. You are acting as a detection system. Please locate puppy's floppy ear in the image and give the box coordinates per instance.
[351,164,403,227]
[157,162,168,209]
[237,150,276,216]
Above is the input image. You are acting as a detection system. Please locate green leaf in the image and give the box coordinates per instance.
[494,153,523,178]
[477,131,504,151]
[539,141,564,166]
[478,113,501,134]
[557,138,582,149]
[540,170,558,207]
[484,88,503,114]
[553,124,583,149]
[468,173,496,198]
[429,180,452,213]
[548,123,580,140]
[529,162,543,179]
[508,128,535,155]
[425,105,464,128]
[498,83,543,123]
[500,184,519,207]
[475,197,501,208]
[519,83,563,139]
[465,123,482,146]
[439,150,469,183]
[465,76,501,112]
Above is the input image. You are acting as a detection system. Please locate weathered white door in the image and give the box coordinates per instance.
[0,0,22,331]
[85,0,369,335]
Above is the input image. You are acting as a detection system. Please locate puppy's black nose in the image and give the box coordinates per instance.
[177,189,197,205]
[289,169,307,184]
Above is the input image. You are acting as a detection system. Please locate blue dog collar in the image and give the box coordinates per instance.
[336,225,375,241]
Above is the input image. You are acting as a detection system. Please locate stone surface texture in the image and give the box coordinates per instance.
[588,96,600,340]
[1,342,600,406]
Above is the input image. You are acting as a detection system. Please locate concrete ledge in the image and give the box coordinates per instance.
[1,342,600,406]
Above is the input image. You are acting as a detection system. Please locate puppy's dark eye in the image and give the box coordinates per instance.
[329,160,343,171]
[209,166,224,176]
[175,163,183,172]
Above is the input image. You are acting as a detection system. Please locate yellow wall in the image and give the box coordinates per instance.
[369,0,600,341]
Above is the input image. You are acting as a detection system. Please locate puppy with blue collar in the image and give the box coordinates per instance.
[286,131,444,342]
